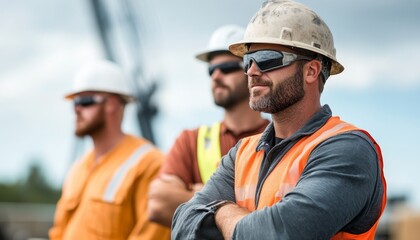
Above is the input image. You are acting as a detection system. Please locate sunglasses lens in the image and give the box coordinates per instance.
[74,96,102,107]
[243,50,285,73]
[208,62,243,76]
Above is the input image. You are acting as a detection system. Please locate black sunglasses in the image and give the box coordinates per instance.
[73,95,106,107]
[243,50,313,74]
[208,61,244,76]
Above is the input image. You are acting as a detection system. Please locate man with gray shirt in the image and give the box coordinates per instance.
[171,1,386,239]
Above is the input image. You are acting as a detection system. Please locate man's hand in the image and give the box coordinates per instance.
[215,203,250,240]
[159,174,187,188]
[159,174,204,192]
[190,182,204,193]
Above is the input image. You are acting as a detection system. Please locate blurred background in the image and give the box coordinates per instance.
[0,0,419,239]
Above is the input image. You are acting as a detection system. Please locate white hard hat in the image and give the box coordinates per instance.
[229,0,344,76]
[195,24,245,62]
[65,59,135,102]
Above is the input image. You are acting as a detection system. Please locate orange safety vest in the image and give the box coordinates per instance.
[234,117,386,240]
[49,135,170,240]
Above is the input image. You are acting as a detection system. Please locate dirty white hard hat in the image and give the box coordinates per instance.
[229,0,344,76]
[196,24,245,62]
[64,59,135,102]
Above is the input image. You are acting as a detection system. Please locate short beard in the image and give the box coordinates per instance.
[249,62,305,113]
[75,108,105,137]
[213,77,249,110]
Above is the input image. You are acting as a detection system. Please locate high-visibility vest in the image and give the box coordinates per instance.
[49,135,170,240]
[234,117,386,239]
[197,122,222,183]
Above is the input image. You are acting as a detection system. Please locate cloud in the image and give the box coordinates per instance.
[0,35,101,100]
[328,42,420,89]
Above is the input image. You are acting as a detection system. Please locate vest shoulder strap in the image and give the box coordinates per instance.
[197,122,222,183]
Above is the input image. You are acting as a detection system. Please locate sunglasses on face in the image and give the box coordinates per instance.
[73,95,106,107]
[208,61,244,76]
[243,50,313,74]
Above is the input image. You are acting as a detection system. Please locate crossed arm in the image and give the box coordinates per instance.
[148,174,203,227]
[148,130,204,227]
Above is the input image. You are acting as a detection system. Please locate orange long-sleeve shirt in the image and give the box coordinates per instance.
[49,134,170,240]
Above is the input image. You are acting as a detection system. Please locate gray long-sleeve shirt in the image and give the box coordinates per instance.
[172,105,385,240]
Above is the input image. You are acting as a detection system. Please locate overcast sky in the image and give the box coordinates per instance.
[1,0,420,207]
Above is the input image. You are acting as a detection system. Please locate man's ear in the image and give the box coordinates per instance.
[304,60,322,84]
[105,95,122,113]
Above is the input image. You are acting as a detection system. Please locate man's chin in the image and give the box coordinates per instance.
[75,130,87,137]
[249,99,272,113]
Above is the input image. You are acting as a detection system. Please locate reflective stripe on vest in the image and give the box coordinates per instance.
[197,122,222,183]
[102,143,153,202]
[234,116,386,239]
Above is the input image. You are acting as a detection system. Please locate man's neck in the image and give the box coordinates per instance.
[91,129,125,162]
[223,101,266,135]
[271,101,320,139]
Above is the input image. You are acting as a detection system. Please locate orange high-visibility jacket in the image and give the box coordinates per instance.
[49,135,170,240]
[234,117,386,240]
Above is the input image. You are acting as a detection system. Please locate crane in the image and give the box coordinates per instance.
[89,0,158,143]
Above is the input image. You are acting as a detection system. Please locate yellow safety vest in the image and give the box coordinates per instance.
[197,122,222,183]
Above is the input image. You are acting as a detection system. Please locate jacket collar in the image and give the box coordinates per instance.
[256,105,333,151]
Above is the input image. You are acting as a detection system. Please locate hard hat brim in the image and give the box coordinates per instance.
[195,50,233,62]
[64,90,136,103]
